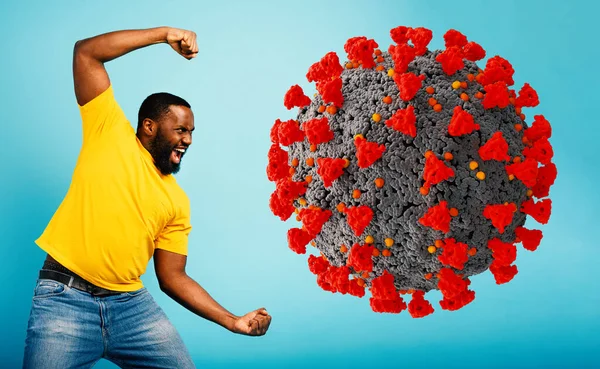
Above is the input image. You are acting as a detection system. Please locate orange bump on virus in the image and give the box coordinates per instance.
[268,26,556,318]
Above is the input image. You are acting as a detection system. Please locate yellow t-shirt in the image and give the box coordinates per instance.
[35,85,192,292]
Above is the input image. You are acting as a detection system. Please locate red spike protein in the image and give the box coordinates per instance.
[267,26,557,318]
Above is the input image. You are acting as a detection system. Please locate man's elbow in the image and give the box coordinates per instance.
[73,39,93,58]
[157,272,187,294]
[158,279,172,293]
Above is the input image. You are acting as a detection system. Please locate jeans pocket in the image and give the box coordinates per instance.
[33,279,67,299]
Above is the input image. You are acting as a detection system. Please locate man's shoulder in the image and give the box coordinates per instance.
[166,177,190,206]
[79,84,133,142]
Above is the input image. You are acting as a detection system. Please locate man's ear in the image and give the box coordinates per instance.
[142,118,157,137]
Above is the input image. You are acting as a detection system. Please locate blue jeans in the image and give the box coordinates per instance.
[23,277,196,368]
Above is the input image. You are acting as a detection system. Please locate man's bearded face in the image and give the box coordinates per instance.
[148,128,184,175]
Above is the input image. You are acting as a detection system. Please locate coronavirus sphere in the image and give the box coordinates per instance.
[267,26,557,318]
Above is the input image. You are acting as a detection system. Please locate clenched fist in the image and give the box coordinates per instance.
[166,28,198,59]
[232,308,272,336]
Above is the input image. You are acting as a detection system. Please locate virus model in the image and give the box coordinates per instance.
[267,26,556,318]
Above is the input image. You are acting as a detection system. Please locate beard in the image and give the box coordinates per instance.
[148,129,181,175]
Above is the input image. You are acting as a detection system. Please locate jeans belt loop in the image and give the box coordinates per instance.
[67,276,74,288]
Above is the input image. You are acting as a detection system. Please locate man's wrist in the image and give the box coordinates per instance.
[163,26,182,44]
[223,313,240,333]
[155,26,172,44]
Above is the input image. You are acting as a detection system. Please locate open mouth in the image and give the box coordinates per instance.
[171,147,186,164]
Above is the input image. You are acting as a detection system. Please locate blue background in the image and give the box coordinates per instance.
[1,0,598,368]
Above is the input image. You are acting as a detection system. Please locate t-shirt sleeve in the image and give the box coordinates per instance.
[155,195,192,255]
[78,85,129,144]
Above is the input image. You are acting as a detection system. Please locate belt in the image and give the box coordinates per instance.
[39,262,123,297]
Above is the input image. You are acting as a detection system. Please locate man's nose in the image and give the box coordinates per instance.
[182,133,192,146]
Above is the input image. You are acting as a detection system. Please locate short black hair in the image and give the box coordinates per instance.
[137,92,191,129]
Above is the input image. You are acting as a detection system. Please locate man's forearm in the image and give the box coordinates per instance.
[160,274,240,332]
[75,27,170,63]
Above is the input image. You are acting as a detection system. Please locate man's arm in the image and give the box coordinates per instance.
[73,27,198,106]
[154,249,272,336]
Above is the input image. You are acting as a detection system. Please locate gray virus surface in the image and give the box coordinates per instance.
[289,50,527,292]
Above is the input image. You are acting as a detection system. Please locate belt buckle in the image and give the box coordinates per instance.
[89,285,102,296]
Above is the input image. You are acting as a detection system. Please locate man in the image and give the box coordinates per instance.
[23,27,271,369]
